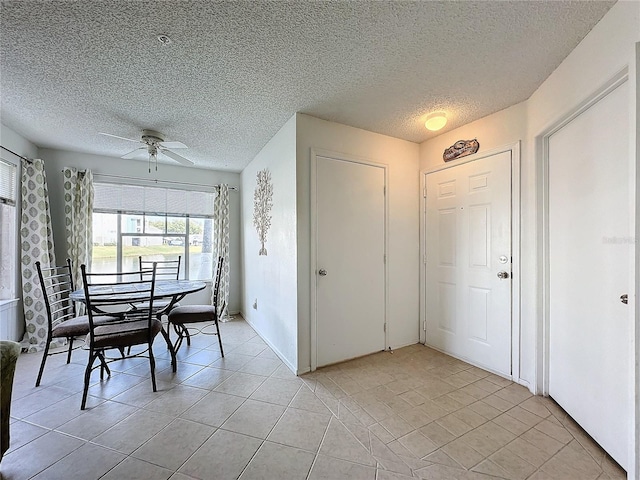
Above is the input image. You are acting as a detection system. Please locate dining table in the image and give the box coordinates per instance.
[70,279,206,370]
[69,279,206,307]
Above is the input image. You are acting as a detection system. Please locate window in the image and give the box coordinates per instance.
[92,182,215,280]
[0,159,17,299]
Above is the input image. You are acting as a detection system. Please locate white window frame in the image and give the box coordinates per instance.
[92,181,215,280]
[0,158,17,300]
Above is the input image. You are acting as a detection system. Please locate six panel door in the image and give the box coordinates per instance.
[425,151,512,376]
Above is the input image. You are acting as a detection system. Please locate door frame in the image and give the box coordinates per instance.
[309,148,389,371]
[538,68,638,477]
[420,142,522,382]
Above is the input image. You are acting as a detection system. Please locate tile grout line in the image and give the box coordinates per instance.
[9,327,620,480]
[305,405,336,480]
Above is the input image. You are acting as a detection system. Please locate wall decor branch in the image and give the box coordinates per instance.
[253,168,273,256]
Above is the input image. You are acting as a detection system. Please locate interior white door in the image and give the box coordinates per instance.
[315,156,385,367]
[548,80,630,470]
[425,151,512,375]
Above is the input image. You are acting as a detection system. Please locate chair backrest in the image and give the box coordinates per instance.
[80,264,158,344]
[35,259,77,331]
[139,256,181,280]
[212,256,225,313]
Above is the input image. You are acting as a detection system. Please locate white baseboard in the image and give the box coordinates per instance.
[240,313,298,376]
[420,341,533,392]
[389,340,420,351]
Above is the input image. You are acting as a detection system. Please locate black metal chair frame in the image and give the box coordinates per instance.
[80,263,175,410]
[168,256,225,355]
[35,259,99,387]
[139,256,181,281]
[126,255,182,356]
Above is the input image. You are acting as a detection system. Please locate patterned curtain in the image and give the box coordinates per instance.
[20,159,58,352]
[212,184,230,320]
[63,167,93,297]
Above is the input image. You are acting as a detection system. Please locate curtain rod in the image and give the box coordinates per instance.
[91,172,238,190]
[1,145,33,163]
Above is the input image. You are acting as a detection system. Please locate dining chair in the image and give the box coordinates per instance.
[139,256,181,280]
[34,259,116,387]
[167,256,225,356]
[80,263,164,410]
[125,256,182,356]
[131,255,182,313]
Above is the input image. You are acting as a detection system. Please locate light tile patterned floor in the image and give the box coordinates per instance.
[1,317,626,480]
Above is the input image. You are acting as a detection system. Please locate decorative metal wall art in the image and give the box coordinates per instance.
[253,168,273,256]
[443,139,480,162]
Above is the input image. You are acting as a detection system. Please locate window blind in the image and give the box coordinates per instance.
[93,182,214,217]
[0,160,17,206]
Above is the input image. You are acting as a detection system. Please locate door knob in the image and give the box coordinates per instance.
[318,269,327,276]
[620,294,628,304]
[497,271,510,279]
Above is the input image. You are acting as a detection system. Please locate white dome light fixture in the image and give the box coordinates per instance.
[425,112,447,131]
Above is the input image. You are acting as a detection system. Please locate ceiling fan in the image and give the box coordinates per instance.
[99,129,194,170]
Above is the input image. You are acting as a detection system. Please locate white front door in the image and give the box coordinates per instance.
[315,155,386,367]
[548,80,630,470]
[425,151,512,375]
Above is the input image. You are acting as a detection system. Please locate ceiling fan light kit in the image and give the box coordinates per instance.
[99,129,194,172]
[141,129,164,144]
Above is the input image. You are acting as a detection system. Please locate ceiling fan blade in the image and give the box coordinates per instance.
[121,148,146,159]
[159,141,187,149]
[161,149,194,166]
[99,132,141,143]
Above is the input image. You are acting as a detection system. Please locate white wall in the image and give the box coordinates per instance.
[419,102,530,384]
[240,115,299,372]
[38,148,242,313]
[0,124,39,160]
[419,0,639,430]
[296,113,420,373]
[525,3,638,474]
[526,0,638,397]
[0,123,40,341]
[419,102,527,170]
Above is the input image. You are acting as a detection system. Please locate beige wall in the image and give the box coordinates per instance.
[38,148,243,313]
[240,114,299,371]
[419,1,639,404]
[419,102,529,384]
[420,102,527,171]
[296,113,420,373]
[525,0,638,400]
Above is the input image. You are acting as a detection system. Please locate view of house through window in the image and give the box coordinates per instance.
[92,182,216,280]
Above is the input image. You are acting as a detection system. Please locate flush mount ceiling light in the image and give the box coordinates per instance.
[425,112,447,131]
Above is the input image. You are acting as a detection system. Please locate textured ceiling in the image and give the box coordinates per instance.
[0,1,614,172]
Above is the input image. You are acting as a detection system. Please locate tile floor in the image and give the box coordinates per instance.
[0,317,627,480]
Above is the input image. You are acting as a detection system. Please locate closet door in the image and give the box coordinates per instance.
[548,80,631,470]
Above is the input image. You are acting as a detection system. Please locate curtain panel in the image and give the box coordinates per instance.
[63,167,94,294]
[213,184,230,319]
[20,159,58,352]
